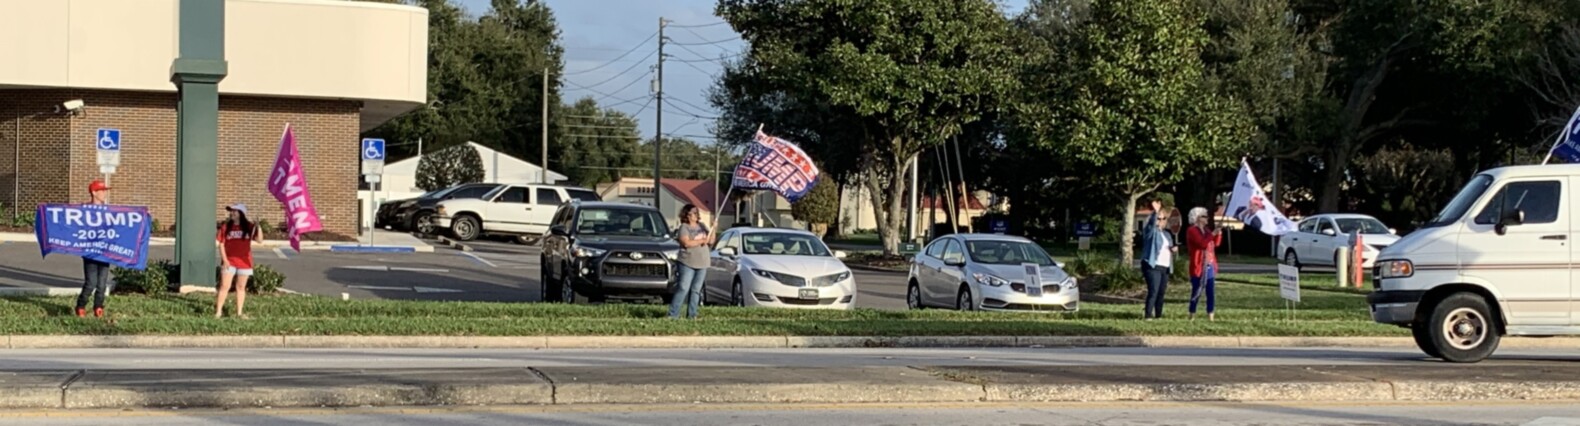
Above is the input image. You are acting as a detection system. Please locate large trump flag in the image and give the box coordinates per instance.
[732,130,821,202]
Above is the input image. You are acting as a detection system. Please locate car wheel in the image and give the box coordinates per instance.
[731,280,746,307]
[452,215,481,241]
[561,272,578,305]
[1412,321,1442,359]
[1284,250,1301,270]
[907,282,924,310]
[1428,293,1500,363]
[413,212,435,236]
[955,285,975,311]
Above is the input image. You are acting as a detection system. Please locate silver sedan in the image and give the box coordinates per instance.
[906,234,1078,312]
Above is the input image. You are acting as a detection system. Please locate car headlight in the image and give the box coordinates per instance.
[972,273,1009,287]
[573,245,607,258]
[832,271,852,283]
[1060,277,1077,290]
[1378,260,1413,278]
[752,269,806,287]
[662,250,679,261]
[436,206,447,216]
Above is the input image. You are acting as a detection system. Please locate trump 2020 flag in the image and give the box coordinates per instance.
[732,130,821,202]
[1545,106,1580,164]
[1228,160,1298,236]
[266,124,323,251]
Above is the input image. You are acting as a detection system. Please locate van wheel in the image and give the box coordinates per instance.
[1427,293,1500,363]
[1411,322,1442,359]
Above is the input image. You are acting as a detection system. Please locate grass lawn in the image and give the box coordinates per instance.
[0,282,1393,336]
[1217,273,1372,295]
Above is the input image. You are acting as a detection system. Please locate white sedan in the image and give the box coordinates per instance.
[703,228,856,310]
[1278,213,1400,270]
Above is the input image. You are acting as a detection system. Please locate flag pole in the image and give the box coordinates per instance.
[1542,106,1580,165]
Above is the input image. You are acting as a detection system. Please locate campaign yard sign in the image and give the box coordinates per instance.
[35,204,152,270]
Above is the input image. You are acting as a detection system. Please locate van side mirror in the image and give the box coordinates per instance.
[1495,209,1524,235]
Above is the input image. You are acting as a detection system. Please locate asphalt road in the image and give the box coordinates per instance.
[0,238,914,309]
[3,401,1578,425]
[0,346,1574,370]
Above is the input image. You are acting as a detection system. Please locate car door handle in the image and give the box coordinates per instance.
[1541,235,1567,241]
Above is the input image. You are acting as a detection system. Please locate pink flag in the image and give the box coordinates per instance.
[266,124,323,251]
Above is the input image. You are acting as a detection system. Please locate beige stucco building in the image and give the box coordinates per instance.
[0,0,428,236]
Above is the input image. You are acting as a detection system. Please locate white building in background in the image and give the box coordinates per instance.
[357,141,566,229]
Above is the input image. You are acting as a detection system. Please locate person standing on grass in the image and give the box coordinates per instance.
[1186,207,1222,321]
[215,203,262,319]
[75,180,113,318]
[669,204,712,320]
[1139,198,1176,320]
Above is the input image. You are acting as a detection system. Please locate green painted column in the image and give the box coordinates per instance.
[170,0,227,287]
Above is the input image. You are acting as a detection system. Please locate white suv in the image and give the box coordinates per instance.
[433,184,601,241]
[1370,164,1577,363]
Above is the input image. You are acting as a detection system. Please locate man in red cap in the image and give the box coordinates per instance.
[75,180,112,318]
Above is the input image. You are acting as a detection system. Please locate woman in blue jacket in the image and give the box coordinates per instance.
[1139,198,1177,320]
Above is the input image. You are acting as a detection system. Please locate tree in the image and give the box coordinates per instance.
[1010,0,1254,265]
[790,170,839,238]
[716,0,1020,255]
[416,144,485,191]
[1355,143,1455,228]
[555,98,643,187]
[632,137,734,181]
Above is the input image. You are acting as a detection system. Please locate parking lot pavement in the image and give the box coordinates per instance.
[0,237,913,309]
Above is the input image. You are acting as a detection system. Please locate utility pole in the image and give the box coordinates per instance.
[541,67,550,184]
[906,155,918,242]
[653,17,666,210]
[172,0,226,288]
[1272,143,1280,257]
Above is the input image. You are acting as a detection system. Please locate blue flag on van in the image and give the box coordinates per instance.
[1545,106,1580,164]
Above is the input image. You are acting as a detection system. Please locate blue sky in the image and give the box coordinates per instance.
[455,0,1029,145]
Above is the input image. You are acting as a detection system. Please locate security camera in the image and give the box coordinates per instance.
[56,100,85,115]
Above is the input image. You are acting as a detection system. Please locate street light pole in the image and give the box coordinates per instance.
[541,67,549,184]
[653,17,666,211]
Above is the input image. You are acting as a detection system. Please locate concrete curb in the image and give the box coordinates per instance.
[11,334,1579,349]
[0,288,80,297]
[435,236,472,252]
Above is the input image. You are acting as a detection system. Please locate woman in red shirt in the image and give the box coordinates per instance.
[1186,207,1222,321]
[215,204,262,318]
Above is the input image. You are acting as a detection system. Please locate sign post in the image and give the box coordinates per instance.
[95,128,121,201]
[360,138,386,247]
[1074,221,1096,251]
[1279,263,1300,321]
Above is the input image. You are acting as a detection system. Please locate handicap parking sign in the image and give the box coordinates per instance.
[96,129,121,151]
[361,138,386,161]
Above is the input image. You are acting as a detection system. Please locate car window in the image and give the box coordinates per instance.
[575,208,668,237]
[496,187,528,204]
[1335,218,1389,234]
[1298,219,1316,234]
[714,230,736,251]
[1475,180,1562,225]
[925,240,947,258]
[550,206,569,229]
[966,240,1055,266]
[740,232,833,257]
[941,240,965,264]
[458,186,497,199]
[567,189,601,202]
[536,188,563,206]
[1317,220,1337,234]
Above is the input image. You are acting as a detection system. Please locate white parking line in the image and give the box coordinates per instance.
[273,247,289,259]
[389,267,450,273]
[460,252,498,268]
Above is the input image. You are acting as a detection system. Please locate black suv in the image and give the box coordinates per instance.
[540,201,680,303]
[375,183,501,234]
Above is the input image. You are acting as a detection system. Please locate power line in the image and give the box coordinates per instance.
[565,50,656,90]
[667,97,718,117]
[668,36,741,46]
[565,32,658,76]
[667,21,731,29]
[601,94,653,109]
[664,109,720,120]
[562,123,640,129]
[667,52,743,63]
[591,70,654,102]
[672,57,719,78]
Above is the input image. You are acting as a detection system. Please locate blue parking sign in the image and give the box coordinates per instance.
[361,138,386,161]
[96,129,121,151]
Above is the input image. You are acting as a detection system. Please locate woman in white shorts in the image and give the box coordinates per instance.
[215,203,262,318]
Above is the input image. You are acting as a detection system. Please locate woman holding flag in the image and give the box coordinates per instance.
[1186,207,1221,321]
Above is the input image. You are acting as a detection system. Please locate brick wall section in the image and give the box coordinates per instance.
[0,89,360,236]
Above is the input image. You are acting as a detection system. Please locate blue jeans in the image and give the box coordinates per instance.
[669,265,707,319]
[1142,265,1169,319]
[1190,264,1216,314]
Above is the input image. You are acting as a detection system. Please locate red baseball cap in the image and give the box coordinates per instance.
[88,180,111,192]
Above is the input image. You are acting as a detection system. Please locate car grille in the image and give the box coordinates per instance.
[602,263,668,278]
[777,296,838,306]
[610,251,663,261]
[806,272,848,287]
[1009,283,1060,294]
[985,299,1077,311]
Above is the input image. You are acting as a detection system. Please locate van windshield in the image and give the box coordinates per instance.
[1423,174,1493,228]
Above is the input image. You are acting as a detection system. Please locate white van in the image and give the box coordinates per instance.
[1369,164,1576,363]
